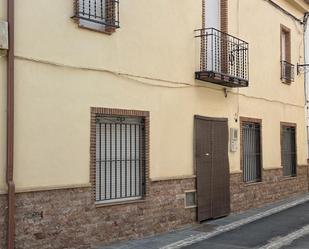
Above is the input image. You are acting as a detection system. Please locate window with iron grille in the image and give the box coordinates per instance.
[73,0,119,33]
[95,115,145,203]
[281,125,296,177]
[241,121,262,183]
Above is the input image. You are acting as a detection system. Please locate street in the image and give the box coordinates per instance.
[183,201,309,249]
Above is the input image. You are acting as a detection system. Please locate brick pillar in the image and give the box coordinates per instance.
[200,0,206,71]
[221,0,228,75]
[105,0,116,34]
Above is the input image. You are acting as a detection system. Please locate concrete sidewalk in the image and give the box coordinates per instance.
[97,194,309,249]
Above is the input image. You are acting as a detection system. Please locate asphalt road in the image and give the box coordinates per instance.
[183,201,309,249]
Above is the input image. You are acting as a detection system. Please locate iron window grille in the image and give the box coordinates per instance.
[95,115,146,203]
[73,0,119,30]
[242,122,262,183]
[281,61,295,83]
[281,125,296,177]
[195,28,249,87]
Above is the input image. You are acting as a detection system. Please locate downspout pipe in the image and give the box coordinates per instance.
[303,12,309,160]
[6,0,15,247]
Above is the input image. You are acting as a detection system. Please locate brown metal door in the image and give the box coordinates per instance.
[194,116,230,222]
[195,117,212,221]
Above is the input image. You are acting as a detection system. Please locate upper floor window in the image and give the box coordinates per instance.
[280,25,294,83]
[73,0,119,34]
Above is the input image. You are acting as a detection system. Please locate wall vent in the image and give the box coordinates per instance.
[185,190,197,208]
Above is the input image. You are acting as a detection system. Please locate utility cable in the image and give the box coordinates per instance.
[15,54,305,108]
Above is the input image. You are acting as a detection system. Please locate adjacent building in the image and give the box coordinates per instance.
[0,0,309,248]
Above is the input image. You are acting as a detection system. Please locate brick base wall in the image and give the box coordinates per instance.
[0,166,308,249]
[0,194,7,249]
[230,165,309,213]
[0,178,196,249]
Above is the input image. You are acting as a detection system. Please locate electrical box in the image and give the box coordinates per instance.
[0,21,8,50]
[230,128,238,152]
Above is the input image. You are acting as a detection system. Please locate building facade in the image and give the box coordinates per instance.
[0,0,309,248]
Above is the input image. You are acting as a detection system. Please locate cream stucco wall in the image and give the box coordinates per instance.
[0,0,308,191]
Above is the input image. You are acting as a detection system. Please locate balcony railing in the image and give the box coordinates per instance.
[281,61,294,83]
[195,28,249,87]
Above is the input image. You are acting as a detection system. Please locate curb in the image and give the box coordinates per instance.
[160,195,309,249]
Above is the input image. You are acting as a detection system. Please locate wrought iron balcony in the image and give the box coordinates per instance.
[195,28,249,87]
[281,61,294,83]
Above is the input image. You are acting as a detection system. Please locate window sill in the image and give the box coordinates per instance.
[78,23,115,35]
[95,198,146,208]
[243,180,263,186]
[185,205,197,209]
[74,18,116,35]
[281,79,292,85]
[280,175,297,181]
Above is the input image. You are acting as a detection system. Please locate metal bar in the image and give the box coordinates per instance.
[130,124,132,196]
[110,123,112,199]
[257,125,262,180]
[117,0,120,26]
[205,29,208,71]
[244,126,247,182]
[101,0,103,18]
[195,28,249,84]
[248,126,252,181]
[125,124,127,197]
[243,123,261,182]
[242,125,245,181]
[115,124,118,198]
[211,29,214,71]
[138,125,142,195]
[99,123,102,200]
[75,0,119,28]
[96,116,144,202]
[135,124,137,196]
[104,123,107,200]
[195,28,249,44]
[97,159,140,162]
[142,122,146,196]
[282,126,296,176]
[120,123,122,198]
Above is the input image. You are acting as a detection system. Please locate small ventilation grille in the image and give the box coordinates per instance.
[185,191,197,208]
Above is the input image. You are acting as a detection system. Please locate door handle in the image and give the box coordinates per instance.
[205,153,210,156]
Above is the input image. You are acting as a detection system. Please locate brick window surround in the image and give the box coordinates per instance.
[201,0,229,74]
[90,107,150,206]
[280,24,291,63]
[240,117,263,183]
[280,24,293,84]
[280,122,297,177]
[202,0,228,33]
